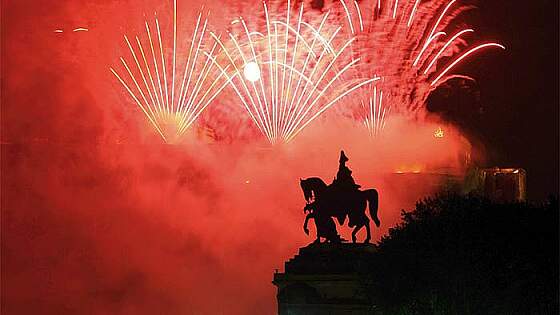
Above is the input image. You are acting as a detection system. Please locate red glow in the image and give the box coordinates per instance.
[3,0,496,314]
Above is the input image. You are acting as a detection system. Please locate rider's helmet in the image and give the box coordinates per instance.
[339,150,349,163]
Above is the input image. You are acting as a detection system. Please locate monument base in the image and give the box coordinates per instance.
[272,243,376,314]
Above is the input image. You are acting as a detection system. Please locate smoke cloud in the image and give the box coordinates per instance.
[2,0,471,313]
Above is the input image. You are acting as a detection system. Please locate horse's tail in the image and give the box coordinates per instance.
[366,189,380,227]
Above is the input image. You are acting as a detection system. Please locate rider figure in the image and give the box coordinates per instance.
[333,150,361,192]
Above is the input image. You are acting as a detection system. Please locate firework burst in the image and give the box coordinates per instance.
[208,0,378,144]
[362,85,390,137]
[110,1,231,143]
[110,0,504,144]
[333,0,504,137]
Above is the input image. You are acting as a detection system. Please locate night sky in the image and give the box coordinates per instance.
[429,0,559,199]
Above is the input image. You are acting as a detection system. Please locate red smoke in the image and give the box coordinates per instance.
[2,0,471,314]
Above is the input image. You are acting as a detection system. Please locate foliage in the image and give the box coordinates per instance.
[366,193,558,315]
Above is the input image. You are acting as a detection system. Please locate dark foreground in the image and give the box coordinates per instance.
[274,194,558,315]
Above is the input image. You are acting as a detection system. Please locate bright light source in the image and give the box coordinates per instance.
[243,61,260,82]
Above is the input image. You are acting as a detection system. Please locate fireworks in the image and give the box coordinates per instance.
[110,0,504,144]
[208,0,378,144]
[334,0,504,137]
[362,86,390,137]
[110,1,230,143]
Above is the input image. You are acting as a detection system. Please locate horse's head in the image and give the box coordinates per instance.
[300,178,313,203]
[300,177,327,203]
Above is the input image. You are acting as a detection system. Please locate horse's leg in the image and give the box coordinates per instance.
[313,219,321,244]
[366,189,381,227]
[352,201,372,243]
[331,221,342,244]
[364,217,371,243]
[351,224,363,243]
[313,217,322,244]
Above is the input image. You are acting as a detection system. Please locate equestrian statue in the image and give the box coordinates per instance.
[300,151,381,244]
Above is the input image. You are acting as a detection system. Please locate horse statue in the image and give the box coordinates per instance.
[300,177,381,243]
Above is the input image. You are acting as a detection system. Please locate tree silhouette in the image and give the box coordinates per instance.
[364,193,558,315]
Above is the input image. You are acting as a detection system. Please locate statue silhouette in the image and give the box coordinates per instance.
[299,151,381,243]
[332,150,361,191]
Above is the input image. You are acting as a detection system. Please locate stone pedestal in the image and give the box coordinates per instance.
[272,243,376,314]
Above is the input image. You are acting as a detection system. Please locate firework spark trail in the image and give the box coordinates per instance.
[280,14,334,139]
[334,0,504,137]
[407,0,421,27]
[430,42,506,86]
[362,86,390,137]
[340,0,355,34]
[423,28,474,75]
[212,0,377,144]
[110,1,228,143]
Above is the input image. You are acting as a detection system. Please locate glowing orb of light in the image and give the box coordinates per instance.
[243,61,261,82]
